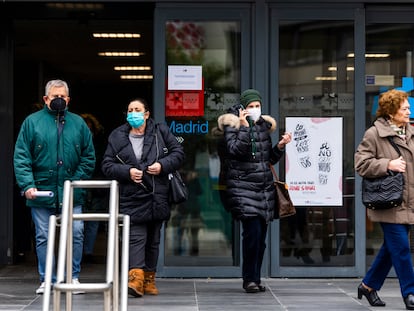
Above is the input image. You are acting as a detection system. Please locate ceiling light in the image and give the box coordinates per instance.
[93,33,141,39]
[328,66,355,71]
[315,77,337,81]
[120,75,153,80]
[98,52,143,57]
[46,3,104,10]
[365,53,390,58]
[114,66,151,71]
[347,53,390,58]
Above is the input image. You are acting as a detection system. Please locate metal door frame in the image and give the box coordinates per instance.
[153,3,253,278]
[269,3,366,277]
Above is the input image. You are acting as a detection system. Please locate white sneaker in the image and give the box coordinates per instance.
[36,282,46,295]
[36,281,54,295]
[72,278,85,295]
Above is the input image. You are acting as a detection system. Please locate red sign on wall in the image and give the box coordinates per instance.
[166,80,204,117]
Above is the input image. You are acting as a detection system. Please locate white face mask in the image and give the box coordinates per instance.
[247,107,261,122]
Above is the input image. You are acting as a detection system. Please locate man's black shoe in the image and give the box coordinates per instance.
[243,282,260,293]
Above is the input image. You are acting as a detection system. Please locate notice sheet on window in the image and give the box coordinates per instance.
[285,117,343,206]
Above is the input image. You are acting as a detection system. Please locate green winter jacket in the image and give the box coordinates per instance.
[13,105,95,209]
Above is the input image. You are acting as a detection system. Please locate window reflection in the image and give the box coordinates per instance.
[365,23,414,267]
[279,20,355,266]
[164,21,241,266]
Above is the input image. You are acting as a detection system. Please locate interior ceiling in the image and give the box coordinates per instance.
[12,3,154,84]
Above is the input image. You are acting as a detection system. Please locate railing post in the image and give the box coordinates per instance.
[43,180,129,311]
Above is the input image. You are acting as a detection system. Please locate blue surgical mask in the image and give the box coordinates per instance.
[126,111,145,128]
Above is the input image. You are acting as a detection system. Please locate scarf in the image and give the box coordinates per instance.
[388,119,406,140]
[248,119,257,159]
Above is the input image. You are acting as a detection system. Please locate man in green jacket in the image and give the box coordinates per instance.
[13,79,95,294]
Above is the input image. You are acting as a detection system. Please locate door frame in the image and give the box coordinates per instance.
[269,3,366,277]
[153,3,253,278]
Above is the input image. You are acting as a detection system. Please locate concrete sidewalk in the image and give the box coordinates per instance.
[0,263,407,311]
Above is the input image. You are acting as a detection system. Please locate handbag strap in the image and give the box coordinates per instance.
[269,164,280,182]
[387,136,401,157]
[373,125,402,156]
[155,125,160,161]
[155,123,166,161]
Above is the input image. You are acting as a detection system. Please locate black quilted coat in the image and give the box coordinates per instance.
[101,118,185,224]
[217,111,285,222]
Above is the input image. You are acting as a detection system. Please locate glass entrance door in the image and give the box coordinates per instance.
[270,6,362,277]
[154,6,251,277]
[365,7,414,270]
[163,21,240,267]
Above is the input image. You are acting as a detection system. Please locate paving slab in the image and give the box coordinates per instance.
[0,264,405,311]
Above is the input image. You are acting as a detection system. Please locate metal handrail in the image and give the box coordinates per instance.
[43,180,129,311]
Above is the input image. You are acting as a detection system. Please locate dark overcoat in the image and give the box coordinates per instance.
[14,105,95,209]
[101,118,185,224]
[217,112,284,222]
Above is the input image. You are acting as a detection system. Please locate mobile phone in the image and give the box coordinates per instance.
[234,104,244,110]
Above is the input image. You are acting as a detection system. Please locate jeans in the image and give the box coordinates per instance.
[83,194,108,255]
[363,222,414,298]
[84,221,99,255]
[241,217,268,284]
[129,221,163,271]
[31,205,84,283]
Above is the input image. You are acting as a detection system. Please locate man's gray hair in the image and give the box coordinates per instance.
[45,79,69,96]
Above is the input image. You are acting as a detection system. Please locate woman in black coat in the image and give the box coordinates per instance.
[102,98,184,298]
[217,89,292,293]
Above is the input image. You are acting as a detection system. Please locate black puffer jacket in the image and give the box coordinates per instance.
[101,119,185,224]
[217,111,284,222]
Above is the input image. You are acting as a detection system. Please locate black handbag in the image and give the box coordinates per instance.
[155,125,188,204]
[168,170,189,204]
[361,137,404,210]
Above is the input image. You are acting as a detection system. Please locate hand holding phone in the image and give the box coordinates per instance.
[239,107,250,127]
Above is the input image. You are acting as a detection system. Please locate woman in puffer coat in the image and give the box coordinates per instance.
[217,89,292,293]
[355,89,414,310]
[101,98,184,298]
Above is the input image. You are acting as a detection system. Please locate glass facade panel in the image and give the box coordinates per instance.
[164,21,241,266]
[278,21,356,266]
[365,23,414,267]
[6,2,398,276]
